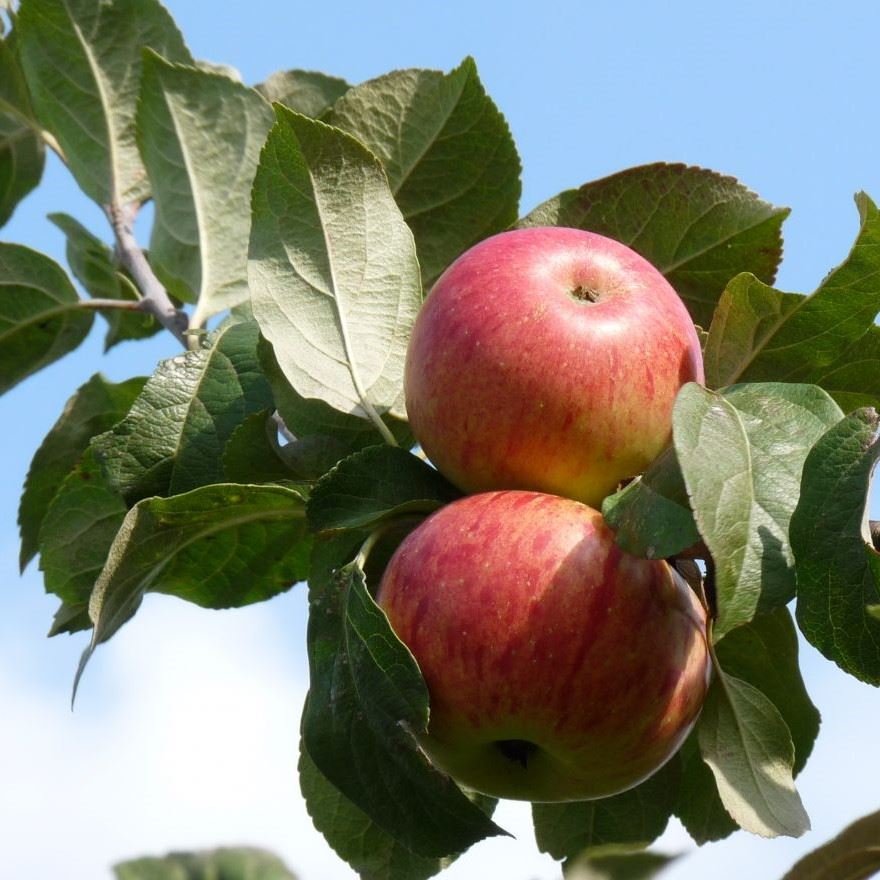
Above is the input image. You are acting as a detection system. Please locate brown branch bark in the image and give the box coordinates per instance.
[106,201,189,345]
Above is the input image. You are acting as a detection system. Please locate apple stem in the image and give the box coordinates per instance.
[570,284,601,303]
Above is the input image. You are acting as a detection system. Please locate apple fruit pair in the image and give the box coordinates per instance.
[376,491,711,802]
[404,226,704,507]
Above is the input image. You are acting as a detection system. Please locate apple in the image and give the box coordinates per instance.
[405,227,704,507]
[376,490,711,802]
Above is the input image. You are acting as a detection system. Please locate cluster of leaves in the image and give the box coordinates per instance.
[3,1,880,878]
[109,811,880,880]
[114,847,298,880]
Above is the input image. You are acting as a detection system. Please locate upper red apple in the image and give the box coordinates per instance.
[405,227,704,507]
[376,490,711,802]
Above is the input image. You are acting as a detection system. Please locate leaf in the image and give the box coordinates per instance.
[255,69,349,118]
[809,324,880,413]
[222,410,301,484]
[302,534,506,858]
[705,195,880,394]
[93,321,273,503]
[48,600,92,637]
[0,35,44,228]
[16,0,192,205]
[113,847,298,880]
[791,408,880,684]
[300,743,454,880]
[697,670,810,838]
[673,382,843,640]
[38,447,127,605]
[0,30,37,124]
[78,482,310,688]
[307,446,460,533]
[0,113,44,228]
[328,58,521,287]
[673,734,737,844]
[714,607,820,775]
[520,163,788,327]
[703,274,800,388]
[18,372,145,570]
[781,809,880,880]
[193,58,241,82]
[532,761,679,861]
[565,850,678,880]
[601,447,698,559]
[0,242,93,395]
[49,212,160,349]
[137,51,275,323]
[249,106,421,430]
[258,336,412,465]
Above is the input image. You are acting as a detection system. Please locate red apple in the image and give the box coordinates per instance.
[376,491,711,802]
[405,227,704,507]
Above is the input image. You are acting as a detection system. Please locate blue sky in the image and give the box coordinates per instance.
[2,1,880,877]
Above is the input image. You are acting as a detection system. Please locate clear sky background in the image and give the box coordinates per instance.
[2,1,880,878]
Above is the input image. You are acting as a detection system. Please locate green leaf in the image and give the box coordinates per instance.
[49,212,160,350]
[602,447,698,559]
[255,69,349,118]
[307,446,460,533]
[16,0,191,205]
[249,106,421,433]
[705,195,880,396]
[697,670,810,838]
[18,371,145,570]
[0,35,44,228]
[300,743,454,880]
[673,382,843,640]
[93,321,273,503]
[714,607,820,775]
[48,600,92,637]
[673,734,737,844]
[258,336,412,465]
[113,847,298,880]
[532,761,679,861]
[0,242,93,395]
[193,59,242,82]
[565,850,678,880]
[137,51,275,323]
[791,408,880,684]
[302,534,506,858]
[0,30,37,124]
[0,114,44,228]
[703,274,800,388]
[520,163,788,327]
[781,809,880,880]
[808,324,880,413]
[38,447,127,605]
[79,482,310,685]
[328,58,521,287]
[222,410,302,484]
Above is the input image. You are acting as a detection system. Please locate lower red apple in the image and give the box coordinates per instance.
[404,226,704,507]
[376,491,711,802]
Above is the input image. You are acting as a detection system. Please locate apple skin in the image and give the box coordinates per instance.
[405,227,704,507]
[376,491,711,802]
